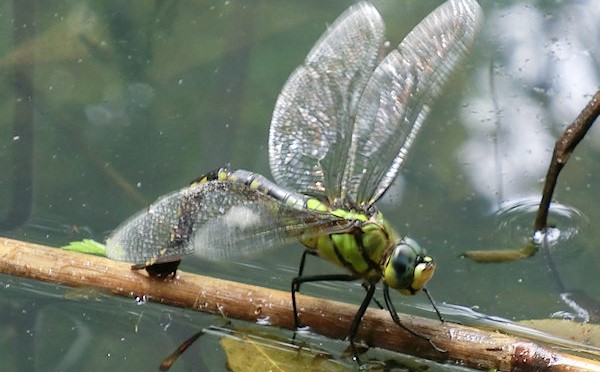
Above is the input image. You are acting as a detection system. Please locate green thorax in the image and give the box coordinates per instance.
[300,198,397,279]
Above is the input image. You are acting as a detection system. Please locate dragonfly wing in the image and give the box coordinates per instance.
[106,181,347,264]
[344,0,484,206]
[269,2,385,203]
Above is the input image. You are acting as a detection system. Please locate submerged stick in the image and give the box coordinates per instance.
[0,236,599,371]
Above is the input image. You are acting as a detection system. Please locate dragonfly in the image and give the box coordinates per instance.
[106,0,483,355]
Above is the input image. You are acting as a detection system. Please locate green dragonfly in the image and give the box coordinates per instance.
[106,0,482,353]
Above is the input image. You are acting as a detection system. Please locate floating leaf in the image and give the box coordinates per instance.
[220,331,347,372]
[519,319,600,348]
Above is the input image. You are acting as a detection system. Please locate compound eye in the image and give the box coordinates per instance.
[392,244,415,277]
[383,238,435,295]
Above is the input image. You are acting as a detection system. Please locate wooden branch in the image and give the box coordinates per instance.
[534,90,600,231]
[1,237,599,371]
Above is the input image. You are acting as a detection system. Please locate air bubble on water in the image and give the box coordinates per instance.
[256,316,271,326]
[135,295,148,305]
[296,325,311,334]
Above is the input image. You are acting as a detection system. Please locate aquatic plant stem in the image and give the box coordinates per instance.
[534,90,600,231]
[0,236,598,371]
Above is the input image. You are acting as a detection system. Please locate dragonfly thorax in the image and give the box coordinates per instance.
[300,209,397,280]
[382,237,436,296]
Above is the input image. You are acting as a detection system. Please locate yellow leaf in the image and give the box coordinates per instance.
[519,319,600,348]
[220,331,347,372]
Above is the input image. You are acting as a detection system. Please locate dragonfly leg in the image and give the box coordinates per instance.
[291,258,375,363]
[382,285,446,353]
[347,282,376,360]
[361,282,384,310]
[291,272,358,330]
[423,288,444,323]
[292,250,311,328]
[296,249,316,278]
[292,249,319,328]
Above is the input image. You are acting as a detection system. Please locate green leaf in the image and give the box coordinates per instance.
[62,239,107,256]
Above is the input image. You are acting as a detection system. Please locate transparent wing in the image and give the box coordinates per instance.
[106,181,348,264]
[344,0,484,206]
[269,2,385,203]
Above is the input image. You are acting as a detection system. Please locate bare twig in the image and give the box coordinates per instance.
[534,90,600,231]
[1,236,599,371]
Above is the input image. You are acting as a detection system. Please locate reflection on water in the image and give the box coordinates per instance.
[489,196,598,328]
[495,196,588,247]
[459,0,600,207]
[442,303,600,357]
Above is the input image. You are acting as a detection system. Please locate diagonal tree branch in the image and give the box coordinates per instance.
[534,90,600,231]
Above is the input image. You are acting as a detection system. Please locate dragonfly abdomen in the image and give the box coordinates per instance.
[195,167,323,212]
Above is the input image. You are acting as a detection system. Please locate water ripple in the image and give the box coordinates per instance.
[494,195,588,247]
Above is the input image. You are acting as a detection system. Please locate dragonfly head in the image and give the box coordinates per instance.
[383,237,436,295]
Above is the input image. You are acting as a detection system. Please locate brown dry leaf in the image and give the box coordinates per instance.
[220,333,347,372]
[519,319,600,347]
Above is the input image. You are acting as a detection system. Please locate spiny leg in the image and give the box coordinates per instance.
[361,282,384,310]
[293,249,356,328]
[292,250,314,328]
[423,287,444,323]
[291,273,376,363]
[382,285,446,353]
[291,272,359,330]
[292,251,378,359]
[347,282,377,359]
[296,249,314,279]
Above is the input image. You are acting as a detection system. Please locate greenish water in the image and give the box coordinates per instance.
[1,0,600,370]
